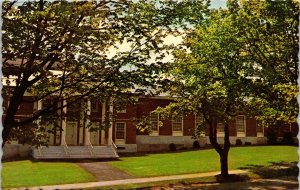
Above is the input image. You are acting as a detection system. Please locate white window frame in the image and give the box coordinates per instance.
[256,120,264,137]
[115,122,126,145]
[172,115,183,136]
[236,115,246,137]
[149,112,159,136]
[217,122,225,137]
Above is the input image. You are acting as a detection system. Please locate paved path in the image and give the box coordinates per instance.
[77,162,134,181]
[8,170,247,190]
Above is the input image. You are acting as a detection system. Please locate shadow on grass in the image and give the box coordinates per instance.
[239,161,298,179]
[214,174,250,183]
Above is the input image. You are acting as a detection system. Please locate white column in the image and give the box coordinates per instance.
[37,100,43,127]
[84,99,91,145]
[35,100,43,145]
[101,102,106,145]
[61,100,67,145]
[108,101,113,145]
[56,100,61,145]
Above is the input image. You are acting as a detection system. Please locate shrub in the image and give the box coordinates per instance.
[235,139,242,146]
[169,143,176,151]
[267,130,278,145]
[245,142,252,146]
[281,132,294,145]
[193,141,200,149]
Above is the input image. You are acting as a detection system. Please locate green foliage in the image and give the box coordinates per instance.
[160,0,298,134]
[2,0,209,144]
[162,6,250,136]
[228,0,299,126]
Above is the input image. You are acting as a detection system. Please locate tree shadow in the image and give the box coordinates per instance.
[215,174,250,183]
[239,161,298,179]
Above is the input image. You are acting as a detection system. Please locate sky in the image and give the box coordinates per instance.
[112,0,228,71]
[210,0,227,9]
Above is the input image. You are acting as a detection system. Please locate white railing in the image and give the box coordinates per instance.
[62,139,69,156]
[37,145,43,156]
[87,139,94,156]
[111,139,117,150]
[111,140,119,157]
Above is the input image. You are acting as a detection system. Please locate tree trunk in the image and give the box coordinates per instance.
[2,122,12,148]
[2,86,27,147]
[2,111,17,148]
[208,121,231,178]
[220,150,229,177]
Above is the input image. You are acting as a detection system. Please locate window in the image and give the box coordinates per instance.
[217,123,225,136]
[115,122,126,144]
[172,115,183,136]
[236,115,246,137]
[195,114,205,137]
[149,112,159,136]
[257,122,264,137]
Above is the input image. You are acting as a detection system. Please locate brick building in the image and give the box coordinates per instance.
[2,92,298,159]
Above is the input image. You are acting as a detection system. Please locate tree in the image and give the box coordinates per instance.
[159,9,250,177]
[2,0,209,146]
[159,0,298,177]
[227,0,299,128]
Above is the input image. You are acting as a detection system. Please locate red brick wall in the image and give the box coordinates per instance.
[183,113,195,136]
[125,121,136,144]
[160,119,172,136]
[136,98,173,135]
[3,94,298,145]
[246,117,257,137]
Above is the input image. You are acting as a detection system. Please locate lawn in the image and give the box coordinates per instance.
[2,160,96,188]
[2,146,297,188]
[109,146,298,177]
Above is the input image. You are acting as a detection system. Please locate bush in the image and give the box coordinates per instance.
[245,142,252,146]
[169,143,176,151]
[193,141,200,149]
[281,132,294,145]
[235,139,242,146]
[267,130,278,145]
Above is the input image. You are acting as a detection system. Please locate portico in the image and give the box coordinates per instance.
[32,98,118,159]
[36,99,114,146]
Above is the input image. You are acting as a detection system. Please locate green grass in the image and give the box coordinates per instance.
[2,160,96,188]
[2,146,297,188]
[109,146,298,177]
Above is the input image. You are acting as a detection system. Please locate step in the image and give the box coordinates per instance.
[32,146,119,159]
